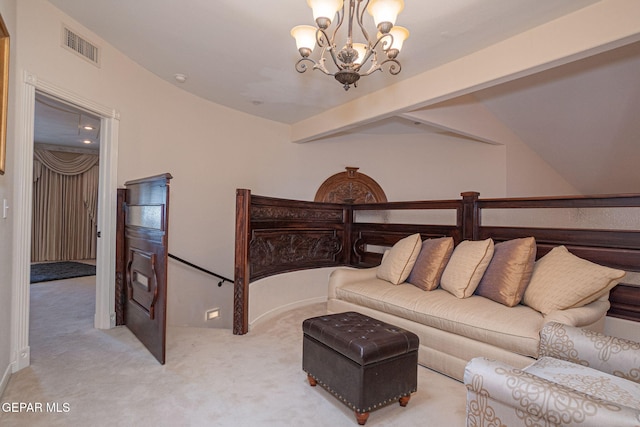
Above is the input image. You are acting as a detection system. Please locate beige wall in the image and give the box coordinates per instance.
[6,0,578,343]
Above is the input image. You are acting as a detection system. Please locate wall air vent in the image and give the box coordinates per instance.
[61,25,101,67]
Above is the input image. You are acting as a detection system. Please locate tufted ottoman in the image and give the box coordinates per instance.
[302,312,419,425]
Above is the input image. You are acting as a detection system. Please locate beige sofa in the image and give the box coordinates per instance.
[327,266,610,381]
[465,322,640,426]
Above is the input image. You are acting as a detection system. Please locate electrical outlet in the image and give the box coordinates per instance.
[205,308,220,321]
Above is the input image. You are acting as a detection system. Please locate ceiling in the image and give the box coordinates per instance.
[34,93,101,151]
[41,0,640,194]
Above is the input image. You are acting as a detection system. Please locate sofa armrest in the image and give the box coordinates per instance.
[327,267,379,299]
[543,298,610,328]
[464,357,640,427]
[539,322,640,383]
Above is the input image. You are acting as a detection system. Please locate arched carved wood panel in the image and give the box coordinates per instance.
[315,167,387,204]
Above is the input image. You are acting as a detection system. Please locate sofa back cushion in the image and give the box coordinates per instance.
[441,238,494,298]
[407,237,455,291]
[475,237,536,307]
[523,245,626,314]
[376,233,422,285]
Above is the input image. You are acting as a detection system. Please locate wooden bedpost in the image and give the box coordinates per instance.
[234,189,251,335]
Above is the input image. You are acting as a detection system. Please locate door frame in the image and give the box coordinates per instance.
[11,71,119,372]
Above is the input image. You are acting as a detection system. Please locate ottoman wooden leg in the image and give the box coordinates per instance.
[307,374,317,387]
[399,395,411,407]
[355,411,369,425]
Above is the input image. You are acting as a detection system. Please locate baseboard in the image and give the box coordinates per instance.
[249,297,326,330]
[0,362,11,398]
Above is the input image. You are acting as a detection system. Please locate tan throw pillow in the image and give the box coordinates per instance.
[475,237,536,307]
[523,245,626,314]
[376,233,422,285]
[440,238,494,298]
[407,237,454,291]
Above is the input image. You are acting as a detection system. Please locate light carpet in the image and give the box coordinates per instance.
[1,276,467,426]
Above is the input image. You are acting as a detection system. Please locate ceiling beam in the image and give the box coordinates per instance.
[290,0,640,143]
[400,102,500,146]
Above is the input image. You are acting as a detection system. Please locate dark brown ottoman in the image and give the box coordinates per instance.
[302,312,419,425]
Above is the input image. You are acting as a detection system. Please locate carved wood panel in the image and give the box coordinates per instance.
[249,229,342,280]
[315,167,387,204]
[251,205,343,222]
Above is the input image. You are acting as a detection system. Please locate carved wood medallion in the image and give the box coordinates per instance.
[315,167,387,204]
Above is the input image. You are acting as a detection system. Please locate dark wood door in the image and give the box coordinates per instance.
[120,173,172,364]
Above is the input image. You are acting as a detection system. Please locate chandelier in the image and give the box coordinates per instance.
[291,0,409,90]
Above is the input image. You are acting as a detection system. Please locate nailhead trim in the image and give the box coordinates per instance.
[306,373,415,412]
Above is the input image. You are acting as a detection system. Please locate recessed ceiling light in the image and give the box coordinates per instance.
[83,140,92,144]
[174,73,187,83]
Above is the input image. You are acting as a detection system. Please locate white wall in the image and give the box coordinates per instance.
[11,0,578,335]
[0,0,16,396]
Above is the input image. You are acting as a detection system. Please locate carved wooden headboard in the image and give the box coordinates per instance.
[234,190,640,335]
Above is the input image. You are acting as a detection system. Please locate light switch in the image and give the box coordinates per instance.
[2,199,7,219]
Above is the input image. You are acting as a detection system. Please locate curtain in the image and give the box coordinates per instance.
[32,148,99,262]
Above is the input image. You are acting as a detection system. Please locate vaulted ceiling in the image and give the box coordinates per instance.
[44,0,640,194]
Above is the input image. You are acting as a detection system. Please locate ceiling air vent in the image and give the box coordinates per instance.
[61,25,100,67]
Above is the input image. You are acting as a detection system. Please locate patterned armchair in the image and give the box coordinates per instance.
[464,322,640,426]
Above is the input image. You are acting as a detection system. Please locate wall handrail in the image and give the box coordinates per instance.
[168,253,233,287]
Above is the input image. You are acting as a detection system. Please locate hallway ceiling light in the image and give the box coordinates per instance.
[291,0,409,90]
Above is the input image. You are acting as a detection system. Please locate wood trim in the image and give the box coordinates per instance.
[115,188,126,326]
[609,284,640,322]
[233,189,251,335]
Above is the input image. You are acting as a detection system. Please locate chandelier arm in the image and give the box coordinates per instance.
[295,57,335,76]
[357,58,383,77]
[315,28,331,48]
[356,0,372,44]
[295,57,316,74]
[315,52,334,75]
[315,10,347,72]
[353,31,391,73]
[371,32,394,53]
[346,0,355,46]
[379,58,402,75]
[326,45,345,72]
[331,3,345,43]
[314,27,344,72]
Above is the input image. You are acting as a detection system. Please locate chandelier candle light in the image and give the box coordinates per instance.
[291,0,409,90]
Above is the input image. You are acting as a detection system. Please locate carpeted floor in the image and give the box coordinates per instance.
[30,261,96,283]
[1,276,467,426]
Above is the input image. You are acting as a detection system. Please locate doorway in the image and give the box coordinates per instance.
[32,93,101,265]
[11,72,119,372]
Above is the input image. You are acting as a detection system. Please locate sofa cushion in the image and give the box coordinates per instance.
[441,239,494,298]
[335,278,543,357]
[523,246,625,314]
[407,237,454,291]
[524,357,640,410]
[475,237,536,307]
[376,233,422,285]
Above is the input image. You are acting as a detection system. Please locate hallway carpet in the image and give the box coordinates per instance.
[0,276,467,426]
